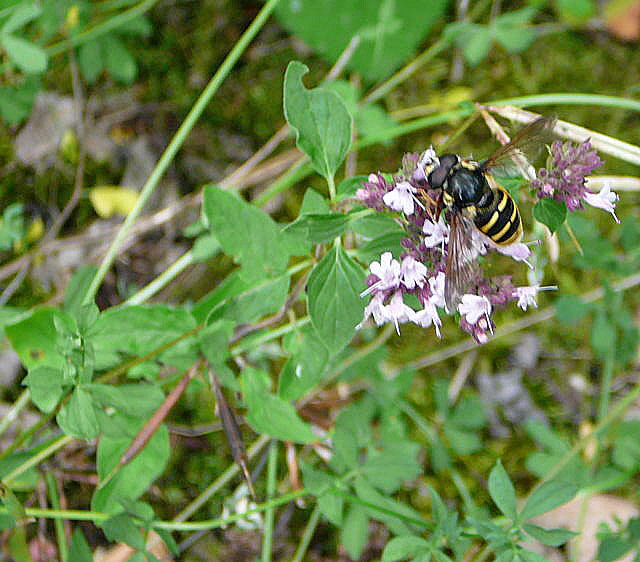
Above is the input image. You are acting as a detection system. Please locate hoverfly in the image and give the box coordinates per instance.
[421,116,556,310]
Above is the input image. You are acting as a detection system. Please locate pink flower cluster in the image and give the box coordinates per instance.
[355,148,561,344]
[532,140,618,222]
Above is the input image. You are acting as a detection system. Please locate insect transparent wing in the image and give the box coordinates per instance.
[481,116,557,177]
[444,212,481,311]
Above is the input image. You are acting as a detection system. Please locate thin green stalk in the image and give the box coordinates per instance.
[291,504,321,562]
[492,93,640,112]
[230,316,311,356]
[261,441,278,562]
[83,0,282,304]
[0,389,30,438]
[597,349,616,421]
[2,435,73,485]
[45,473,68,562]
[0,507,109,522]
[327,173,337,202]
[155,490,307,532]
[124,248,200,305]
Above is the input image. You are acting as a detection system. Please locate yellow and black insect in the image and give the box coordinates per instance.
[423,116,556,309]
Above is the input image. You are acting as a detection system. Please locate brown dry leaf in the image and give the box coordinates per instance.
[95,531,171,562]
[522,494,639,561]
[604,0,640,41]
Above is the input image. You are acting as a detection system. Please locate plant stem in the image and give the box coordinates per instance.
[45,473,68,562]
[0,389,30,438]
[261,441,278,562]
[291,504,321,562]
[83,0,282,304]
[124,249,199,305]
[2,435,73,485]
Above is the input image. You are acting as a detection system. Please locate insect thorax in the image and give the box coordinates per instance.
[447,166,487,209]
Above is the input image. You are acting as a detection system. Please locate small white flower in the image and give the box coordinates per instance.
[423,217,449,248]
[368,173,380,184]
[360,252,401,297]
[384,291,416,335]
[356,292,387,329]
[383,181,423,215]
[584,182,621,224]
[428,271,446,309]
[400,256,428,289]
[513,285,557,311]
[458,294,492,325]
[413,301,442,338]
[418,146,439,170]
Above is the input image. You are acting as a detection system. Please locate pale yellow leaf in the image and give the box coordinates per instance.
[90,186,139,218]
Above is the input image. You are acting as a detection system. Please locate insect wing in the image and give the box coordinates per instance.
[481,116,557,177]
[444,212,481,311]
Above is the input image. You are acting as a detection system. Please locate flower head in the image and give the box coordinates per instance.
[532,139,604,211]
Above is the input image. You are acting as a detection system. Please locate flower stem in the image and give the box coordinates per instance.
[261,441,278,562]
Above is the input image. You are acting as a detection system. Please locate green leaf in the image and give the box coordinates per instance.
[488,460,517,520]
[307,244,364,353]
[276,0,447,82]
[520,480,578,521]
[56,387,100,440]
[354,232,405,264]
[68,528,93,562]
[64,266,98,316]
[287,213,352,244]
[103,35,137,84]
[155,527,179,557]
[0,76,39,125]
[341,503,369,561]
[2,3,41,33]
[449,394,486,430]
[591,308,616,362]
[21,366,65,413]
[191,233,220,262]
[90,305,198,370]
[522,523,577,547]
[78,40,104,84]
[202,186,289,280]
[338,175,368,200]
[382,536,430,561]
[597,536,633,562]
[5,308,64,370]
[361,440,421,493]
[555,0,595,24]
[554,294,589,327]
[85,383,164,418]
[101,513,145,550]
[462,25,492,65]
[612,421,640,470]
[283,61,352,179]
[92,425,170,513]
[351,213,403,238]
[1,34,47,73]
[492,7,537,53]
[278,324,329,401]
[318,491,344,526]
[241,368,315,443]
[533,198,567,233]
[444,425,483,455]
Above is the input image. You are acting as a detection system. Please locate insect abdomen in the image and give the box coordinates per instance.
[475,186,522,245]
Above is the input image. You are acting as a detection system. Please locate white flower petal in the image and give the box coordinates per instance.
[457,294,492,325]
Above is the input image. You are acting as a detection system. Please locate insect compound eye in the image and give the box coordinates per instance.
[428,165,450,189]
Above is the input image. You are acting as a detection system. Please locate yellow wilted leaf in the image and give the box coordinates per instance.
[429,87,474,110]
[90,186,139,218]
